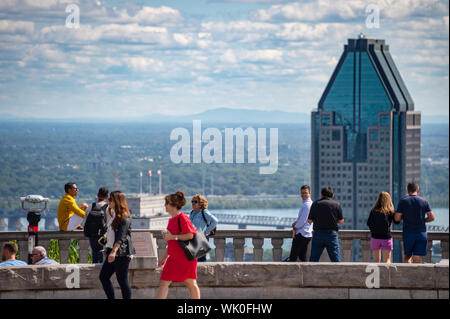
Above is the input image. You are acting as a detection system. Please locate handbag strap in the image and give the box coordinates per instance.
[177,214,182,233]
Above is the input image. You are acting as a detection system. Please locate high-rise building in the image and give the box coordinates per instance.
[311,35,420,238]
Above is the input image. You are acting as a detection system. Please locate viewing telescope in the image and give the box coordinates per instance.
[20,195,49,264]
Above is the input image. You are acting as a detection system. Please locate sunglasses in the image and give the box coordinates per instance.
[191,200,199,204]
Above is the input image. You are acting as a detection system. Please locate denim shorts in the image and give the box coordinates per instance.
[403,232,428,257]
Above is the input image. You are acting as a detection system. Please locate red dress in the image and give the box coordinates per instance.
[160,212,198,282]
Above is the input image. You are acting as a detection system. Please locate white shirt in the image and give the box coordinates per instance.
[106,208,115,249]
[294,197,313,237]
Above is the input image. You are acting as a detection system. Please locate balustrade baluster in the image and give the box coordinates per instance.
[18,239,28,263]
[58,239,72,264]
[360,239,371,262]
[233,238,245,261]
[78,238,90,263]
[214,238,225,262]
[271,238,283,261]
[341,239,353,262]
[252,238,264,262]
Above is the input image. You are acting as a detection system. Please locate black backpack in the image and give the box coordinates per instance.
[84,202,108,237]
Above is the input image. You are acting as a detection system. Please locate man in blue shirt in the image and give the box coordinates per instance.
[287,185,313,261]
[0,242,27,266]
[395,182,435,263]
[189,194,218,262]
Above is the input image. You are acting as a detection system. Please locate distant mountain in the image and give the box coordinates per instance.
[144,108,310,124]
[1,108,448,124]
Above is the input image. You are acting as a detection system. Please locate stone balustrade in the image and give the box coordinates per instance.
[0,261,448,299]
[0,230,448,264]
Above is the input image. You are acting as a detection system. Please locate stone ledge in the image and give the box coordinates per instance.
[0,262,447,297]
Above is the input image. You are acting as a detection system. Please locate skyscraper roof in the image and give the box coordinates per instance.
[319,36,414,112]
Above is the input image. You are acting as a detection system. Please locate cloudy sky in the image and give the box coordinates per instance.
[0,0,448,119]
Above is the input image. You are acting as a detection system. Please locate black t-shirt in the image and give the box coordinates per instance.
[308,198,343,231]
[366,210,395,239]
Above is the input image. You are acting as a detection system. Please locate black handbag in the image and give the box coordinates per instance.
[177,216,211,261]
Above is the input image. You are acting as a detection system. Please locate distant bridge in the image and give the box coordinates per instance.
[214,213,450,232]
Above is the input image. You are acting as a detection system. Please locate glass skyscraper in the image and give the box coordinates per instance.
[311,35,421,247]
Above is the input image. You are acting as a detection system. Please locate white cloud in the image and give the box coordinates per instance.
[39,23,172,45]
[0,20,34,34]
[125,57,164,72]
[252,0,449,22]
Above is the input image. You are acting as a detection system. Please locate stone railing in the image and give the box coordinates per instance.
[0,230,448,264]
[0,262,448,299]
[154,230,449,263]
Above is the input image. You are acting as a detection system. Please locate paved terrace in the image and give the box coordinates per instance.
[0,230,448,299]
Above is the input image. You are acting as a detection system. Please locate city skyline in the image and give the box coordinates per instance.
[0,0,448,119]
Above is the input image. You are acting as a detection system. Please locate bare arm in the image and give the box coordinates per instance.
[337,219,344,224]
[425,211,435,223]
[164,231,194,241]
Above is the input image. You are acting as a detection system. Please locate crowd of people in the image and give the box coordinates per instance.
[0,180,436,299]
[286,182,435,264]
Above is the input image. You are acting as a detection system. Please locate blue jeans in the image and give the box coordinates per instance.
[99,249,132,299]
[309,230,342,262]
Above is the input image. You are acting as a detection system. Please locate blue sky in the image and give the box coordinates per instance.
[0,0,448,119]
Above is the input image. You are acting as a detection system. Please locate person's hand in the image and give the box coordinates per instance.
[163,231,173,241]
[108,251,116,263]
[80,203,88,211]
[205,232,211,237]
[158,257,167,268]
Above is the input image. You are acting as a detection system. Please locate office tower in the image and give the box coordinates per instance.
[311,35,420,257]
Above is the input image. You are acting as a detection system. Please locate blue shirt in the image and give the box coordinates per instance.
[396,195,432,233]
[0,259,27,266]
[189,209,218,235]
[294,197,313,237]
[35,257,59,265]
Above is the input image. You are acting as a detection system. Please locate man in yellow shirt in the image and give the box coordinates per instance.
[57,182,88,231]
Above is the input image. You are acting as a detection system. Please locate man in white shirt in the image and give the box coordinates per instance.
[287,185,313,261]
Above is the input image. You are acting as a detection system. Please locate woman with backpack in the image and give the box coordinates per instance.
[366,191,399,263]
[99,190,135,299]
[188,194,218,262]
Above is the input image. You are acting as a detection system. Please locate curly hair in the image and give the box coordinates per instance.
[191,194,208,210]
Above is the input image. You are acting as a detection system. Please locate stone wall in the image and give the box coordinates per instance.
[0,260,448,299]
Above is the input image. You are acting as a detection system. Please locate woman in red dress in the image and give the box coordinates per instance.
[156,191,201,299]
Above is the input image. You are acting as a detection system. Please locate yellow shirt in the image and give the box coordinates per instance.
[57,194,86,231]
